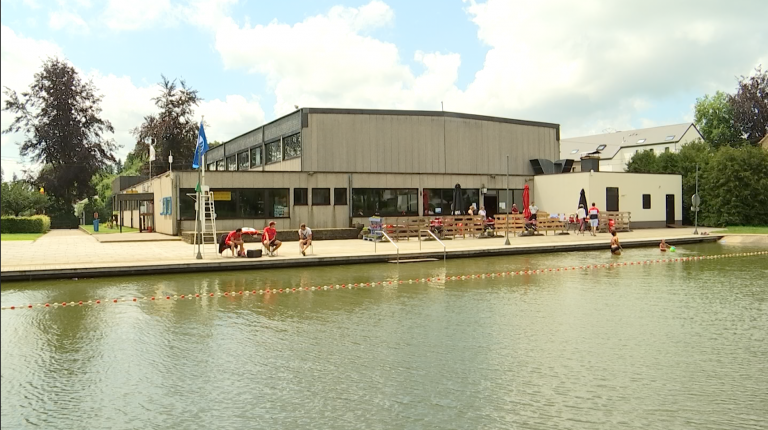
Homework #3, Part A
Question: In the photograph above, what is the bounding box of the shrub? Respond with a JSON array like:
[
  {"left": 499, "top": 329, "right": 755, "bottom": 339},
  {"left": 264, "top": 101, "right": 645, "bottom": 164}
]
[{"left": 0, "top": 215, "right": 51, "bottom": 233}]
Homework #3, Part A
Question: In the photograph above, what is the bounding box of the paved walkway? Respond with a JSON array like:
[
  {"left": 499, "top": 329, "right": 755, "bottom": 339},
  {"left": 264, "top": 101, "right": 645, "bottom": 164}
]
[{"left": 0, "top": 227, "right": 731, "bottom": 281}]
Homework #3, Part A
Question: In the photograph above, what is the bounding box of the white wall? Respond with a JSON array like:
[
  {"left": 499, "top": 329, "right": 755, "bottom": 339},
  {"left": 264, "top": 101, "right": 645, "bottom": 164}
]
[{"left": 534, "top": 172, "right": 682, "bottom": 225}]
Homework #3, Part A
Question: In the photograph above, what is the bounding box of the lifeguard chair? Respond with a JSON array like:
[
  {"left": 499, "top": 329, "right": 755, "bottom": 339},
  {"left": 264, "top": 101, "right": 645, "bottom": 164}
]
[{"left": 365, "top": 216, "right": 384, "bottom": 242}]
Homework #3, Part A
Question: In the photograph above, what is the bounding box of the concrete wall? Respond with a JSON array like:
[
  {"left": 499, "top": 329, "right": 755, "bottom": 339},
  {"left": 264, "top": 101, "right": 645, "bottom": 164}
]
[
  {"left": 534, "top": 172, "right": 682, "bottom": 226},
  {"left": 302, "top": 112, "right": 559, "bottom": 175},
  {"left": 153, "top": 173, "right": 176, "bottom": 235}
]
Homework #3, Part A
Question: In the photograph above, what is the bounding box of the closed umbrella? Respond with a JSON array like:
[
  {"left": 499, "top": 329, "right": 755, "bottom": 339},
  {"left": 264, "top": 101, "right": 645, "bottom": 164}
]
[
  {"left": 522, "top": 184, "right": 531, "bottom": 219},
  {"left": 578, "top": 189, "right": 588, "bottom": 214},
  {"left": 452, "top": 184, "right": 464, "bottom": 215}
]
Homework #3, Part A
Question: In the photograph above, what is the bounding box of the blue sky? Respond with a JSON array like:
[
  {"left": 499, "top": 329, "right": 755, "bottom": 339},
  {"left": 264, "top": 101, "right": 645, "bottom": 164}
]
[{"left": 2, "top": 0, "right": 767, "bottom": 179}]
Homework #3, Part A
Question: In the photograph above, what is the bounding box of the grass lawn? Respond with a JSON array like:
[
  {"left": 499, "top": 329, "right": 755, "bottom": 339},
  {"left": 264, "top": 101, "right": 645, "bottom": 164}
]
[
  {"left": 710, "top": 226, "right": 768, "bottom": 234},
  {"left": 0, "top": 233, "right": 45, "bottom": 241},
  {"left": 80, "top": 224, "right": 139, "bottom": 234}
]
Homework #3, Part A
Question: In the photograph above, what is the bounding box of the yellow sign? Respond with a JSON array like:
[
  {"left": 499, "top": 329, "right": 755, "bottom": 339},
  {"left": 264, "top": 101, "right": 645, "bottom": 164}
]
[{"left": 212, "top": 191, "right": 231, "bottom": 201}]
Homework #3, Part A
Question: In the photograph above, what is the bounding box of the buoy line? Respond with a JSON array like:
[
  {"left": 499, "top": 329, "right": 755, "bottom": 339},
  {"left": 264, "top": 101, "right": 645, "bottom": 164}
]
[{"left": 2, "top": 251, "right": 765, "bottom": 311}]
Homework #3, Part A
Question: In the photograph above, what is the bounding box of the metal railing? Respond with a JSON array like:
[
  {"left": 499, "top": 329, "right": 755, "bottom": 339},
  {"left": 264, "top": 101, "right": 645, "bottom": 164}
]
[
  {"left": 419, "top": 229, "right": 446, "bottom": 261},
  {"left": 374, "top": 231, "right": 399, "bottom": 263}
]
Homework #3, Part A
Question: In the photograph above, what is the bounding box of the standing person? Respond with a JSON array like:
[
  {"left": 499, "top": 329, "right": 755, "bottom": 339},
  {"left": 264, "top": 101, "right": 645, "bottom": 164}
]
[
  {"left": 262, "top": 221, "right": 282, "bottom": 256},
  {"left": 468, "top": 205, "right": 475, "bottom": 216},
  {"left": 610, "top": 230, "right": 622, "bottom": 255},
  {"left": 478, "top": 206, "right": 487, "bottom": 218},
  {"left": 298, "top": 223, "right": 313, "bottom": 256},
  {"left": 588, "top": 203, "right": 600, "bottom": 236},
  {"left": 529, "top": 202, "right": 539, "bottom": 221},
  {"left": 576, "top": 204, "right": 587, "bottom": 234},
  {"left": 224, "top": 228, "right": 245, "bottom": 257}
]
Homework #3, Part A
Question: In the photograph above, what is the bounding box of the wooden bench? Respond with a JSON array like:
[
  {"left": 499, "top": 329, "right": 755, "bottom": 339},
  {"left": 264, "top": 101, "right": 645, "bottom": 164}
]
[
  {"left": 494, "top": 214, "right": 526, "bottom": 237},
  {"left": 535, "top": 212, "right": 566, "bottom": 235},
  {"left": 598, "top": 212, "right": 632, "bottom": 233},
  {"left": 381, "top": 217, "right": 429, "bottom": 241}
]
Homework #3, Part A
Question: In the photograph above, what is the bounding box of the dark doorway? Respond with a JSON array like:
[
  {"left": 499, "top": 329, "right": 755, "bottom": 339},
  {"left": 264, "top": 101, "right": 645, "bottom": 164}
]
[
  {"left": 666, "top": 194, "right": 675, "bottom": 225},
  {"left": 606, "top": 187, "right": 619, "bottom": 211},
  {"left": 485, "top": 195, "right": 498, "bottom": 217}
]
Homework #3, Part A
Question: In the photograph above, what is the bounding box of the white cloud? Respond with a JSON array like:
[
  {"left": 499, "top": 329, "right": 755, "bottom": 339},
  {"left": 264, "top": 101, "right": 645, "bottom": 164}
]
[
  {"left": 101, "top": 0, "right": 175, "bottom": 31},
  {"left": 49, "top": 10, "right": 90, "bottom": 33},
  {"left": 1, "top": 24, "right": 266, "bottom": 180}
]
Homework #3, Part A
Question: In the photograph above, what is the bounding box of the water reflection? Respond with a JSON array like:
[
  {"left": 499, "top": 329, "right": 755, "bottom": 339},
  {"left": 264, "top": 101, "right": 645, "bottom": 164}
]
[{"left": 2, "top": 243, "right": 767, "bottom": 429}]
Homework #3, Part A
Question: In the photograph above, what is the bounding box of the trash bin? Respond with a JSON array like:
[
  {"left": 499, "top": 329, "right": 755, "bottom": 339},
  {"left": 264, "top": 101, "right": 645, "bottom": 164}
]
[{"left": 93, "top": 219, "right": 99, "bottom": 232}]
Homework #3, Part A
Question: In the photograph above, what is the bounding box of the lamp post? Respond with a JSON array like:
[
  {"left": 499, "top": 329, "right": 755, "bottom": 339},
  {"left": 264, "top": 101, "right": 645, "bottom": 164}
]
[
  {"left": 693, "top": 163, "right": 700, "bottom": 235},
  {"left": 169, "top": 151, "right": 173, "bottom": 173},
  {"left": 504, "top": 155, "right": 510, "bottom": 246}
]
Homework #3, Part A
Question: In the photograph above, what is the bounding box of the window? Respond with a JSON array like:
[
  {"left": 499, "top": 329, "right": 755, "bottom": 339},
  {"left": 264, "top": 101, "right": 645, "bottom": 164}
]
[
  {"left": 334, "top": 188, "right": 348, "bottom": 205},
  {"left": 216, "top": 160, "right": 225, "bottom": 171},
  {"left": 570, "top": 149, "right": 579, "bottom": 154},
  {"left": 179, "top": 188, "right": 289, "bottom": 219},
  {"left": 250, "top": 146, "right": 262, "bottom": 168},
  {"left": 606, "top": 187, "right": 619, "bottom": 211},
  {"left": 422, "top": 188, "right": 481, "bottom": 216},
  {"left": 227, "top": 155, "right": 237, "bottom": 171},
  {"left": 665, "top": 135, "right": 675, "bottom": 141},
  {"left": 266, "top": 140, "right": 281, "bottom": 164},
  {"left": 160, "top": 197, "right": 172, "bottom": 215},
  {"left": 207, "top": 162, "right": 215, "bottom": 171},
  {"left": 238, "top": 151, "right": 249, "bottom": 170},
  {"left": 596, "top": 144, "right": 607, "bottom": 151},
  {"left": 642, "top": 194, "right": 651, "bottom": 209},
  {"left": 637, "top": 139, "right": 646, "bottom": 143},
  {"left": 665, "top": 147, "right": 670, "bottom": 153},
  {"left": 648, "top": 148, "right": 654, "bottom": 154},
  {"left": 294, "top": 188, "right": 308, "bottom": 205},
  {"left": 352, "top": 188, "right": 418, "bottom": 217},
  {"left": 312, "top": 188, "right": 331, "bottom": 205},
  {"left": 283, "top": 133, "right": 301, "bottom": 159}
]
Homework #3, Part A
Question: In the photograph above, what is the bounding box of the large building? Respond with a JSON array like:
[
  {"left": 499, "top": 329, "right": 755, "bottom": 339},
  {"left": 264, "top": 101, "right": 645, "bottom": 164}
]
[
  {"left": 116, "top": 108, "right": 685, "bottom": 236},
  {"left": 560, "top": 123, "right": 703, "bottom": 172},
  {"left": 121, "top": 108, "right": 561, "bottom": 235}
]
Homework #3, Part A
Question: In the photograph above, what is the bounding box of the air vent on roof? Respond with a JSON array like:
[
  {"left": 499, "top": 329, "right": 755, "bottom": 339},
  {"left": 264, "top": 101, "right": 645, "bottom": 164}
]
[{"left": 665, "top": 135, "right": 675, "bottom": 141}]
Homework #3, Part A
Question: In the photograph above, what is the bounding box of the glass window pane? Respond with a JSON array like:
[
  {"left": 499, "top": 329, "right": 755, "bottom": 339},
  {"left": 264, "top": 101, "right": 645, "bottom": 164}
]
[
  {"left": 312, "top": 188, "right": 330, "bottom": 205},
  {"left": 294, "top": 188, "right": 308, "bottom": 205},
  {"left": 238, "top": 152, "right": 249, "bottom": 170},
  {"left": 283, "top": 133, "right": 301, "bottom": 159},
  {"left": 250, "top": 146, "right": 262, "bottom": 167},
  {"left": 334, "top": 188, "right": 347, "bottom": 205},
  {"left": 227, "top": 155, "right": 237, "bottom": 171},
  {"left": 268, "top": 189, "right": 290, "bottom": 218},
  {"left": 180, "top": 188, "right": 196, "bottom": 220},
  {"left": 266, "top": 141, "right": 281, "bottom": 164},
  {"left": 352, "top": 188, "right": 417, "bottom": 217},
  {"left": 216, "top": 160, "right": 225, "bottom": 171}
]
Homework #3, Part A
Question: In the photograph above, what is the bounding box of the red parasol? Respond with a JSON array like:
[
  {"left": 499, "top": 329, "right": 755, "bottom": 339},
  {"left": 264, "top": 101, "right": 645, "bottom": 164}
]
[{"left": 522, "top": 184, "right": 531, "bottom": 219}]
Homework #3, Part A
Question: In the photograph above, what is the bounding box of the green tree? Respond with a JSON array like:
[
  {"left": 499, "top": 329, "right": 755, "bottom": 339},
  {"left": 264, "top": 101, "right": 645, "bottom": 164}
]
[
  {"left": 730, "top": 66, "right": 768, "bottom": 145},
  {"left": 130, "top": 76, "right": 201, "bottom": 176},
  {"left": 2, "top": 57, "right": 116, "bottom": 209},
  {"left": 625, "top": 149, "right": 658, "bottom": 172},
  {"left": 1, "top": 179, "right": 48, "bottom": 216},
  {"left": 655, "top": 151, "right": 680, "bottom": 174},
  {"left": 700, "top": 146, "right": 768, "bottom": 226},
  {"left": 694, "top": 91, "right": 744, "bottom": 149},
  {"left": 675, "top": 139, "right": 713, "bottom": 224}
]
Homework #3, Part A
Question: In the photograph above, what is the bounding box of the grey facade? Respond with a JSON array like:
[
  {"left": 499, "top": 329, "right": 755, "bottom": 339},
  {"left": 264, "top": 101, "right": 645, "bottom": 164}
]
[{"left": 122, "top": 109, "right": 561, "bottom": 235}]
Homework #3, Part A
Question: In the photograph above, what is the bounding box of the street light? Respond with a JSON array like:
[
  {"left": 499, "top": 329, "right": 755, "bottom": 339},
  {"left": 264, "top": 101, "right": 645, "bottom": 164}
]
[
  {"left": 169, "top": 151, "right": 174, "bottom": 173},
  {"left": 504, "top": 155, "right": 510, "bottom": 246}
]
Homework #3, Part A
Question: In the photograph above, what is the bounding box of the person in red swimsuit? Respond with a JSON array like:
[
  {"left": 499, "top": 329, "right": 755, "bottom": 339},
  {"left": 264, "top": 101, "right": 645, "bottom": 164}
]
[
  {"left": 225, "top": 228, "right": 245, "bottom": 257},
  {"left": 262, "top": 221, "right": 282, "bottom": 256}
]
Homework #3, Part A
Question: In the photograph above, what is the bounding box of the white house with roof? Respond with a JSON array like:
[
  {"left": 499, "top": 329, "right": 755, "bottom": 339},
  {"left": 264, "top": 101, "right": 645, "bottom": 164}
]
[{"left": 560, "top": 123, "right": 704, "bottom": 172}]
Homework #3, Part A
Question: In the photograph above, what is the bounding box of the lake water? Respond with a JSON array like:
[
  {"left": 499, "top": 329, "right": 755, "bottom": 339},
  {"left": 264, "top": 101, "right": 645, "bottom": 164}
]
[{"left": 2, "top": 242, "right": 767, "bottom": 429}]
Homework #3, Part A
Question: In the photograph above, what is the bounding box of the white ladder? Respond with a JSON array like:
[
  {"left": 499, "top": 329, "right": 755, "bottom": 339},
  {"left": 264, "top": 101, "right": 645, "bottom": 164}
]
[{"left": 191, "top": 186, "right": 218, "bottom": 257}]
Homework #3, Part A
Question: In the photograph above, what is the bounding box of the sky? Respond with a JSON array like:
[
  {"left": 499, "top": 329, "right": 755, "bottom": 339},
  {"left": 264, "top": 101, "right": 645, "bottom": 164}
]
[{"left": 1, "top": 0, "right": 767, "bottom": 179}]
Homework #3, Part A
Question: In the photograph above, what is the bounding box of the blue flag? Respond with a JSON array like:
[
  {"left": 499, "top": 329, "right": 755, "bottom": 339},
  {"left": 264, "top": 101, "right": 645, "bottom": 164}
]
[{"left": 192, "top": 121, "right": 208, "bottom": 169}]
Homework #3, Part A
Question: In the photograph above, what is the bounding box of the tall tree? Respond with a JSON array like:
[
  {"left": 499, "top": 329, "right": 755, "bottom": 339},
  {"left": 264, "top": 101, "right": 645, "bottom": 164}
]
[
  {"left": 1, "top": 179, "right": 48, "bottom": 216},
  {"left": 2, "top": 57, "right": 116, "bottom": 208},
  {"left": 131, "top": 76, "right": 201, "bottom": 176},
  {"left": 730, "top": 66, "right": 768, "bottom": 145},
  {"left": 694, "top": 91, "right": 743, "bottom": 148}
]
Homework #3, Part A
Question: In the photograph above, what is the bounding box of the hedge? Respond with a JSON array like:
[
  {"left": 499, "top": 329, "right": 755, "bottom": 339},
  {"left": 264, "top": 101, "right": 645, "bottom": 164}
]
[{"left": 1, "top": 215, "right": 51, "bottom": 233}]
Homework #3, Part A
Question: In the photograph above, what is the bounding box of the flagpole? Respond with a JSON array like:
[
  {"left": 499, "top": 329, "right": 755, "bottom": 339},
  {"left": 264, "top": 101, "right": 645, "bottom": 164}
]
[{"left": 196, "top": 116, "right": 204, "bottom": 260}]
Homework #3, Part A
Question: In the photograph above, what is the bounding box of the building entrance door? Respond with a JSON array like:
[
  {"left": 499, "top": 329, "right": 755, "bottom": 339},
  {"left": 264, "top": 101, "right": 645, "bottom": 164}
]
[
  {"left": 665, "top": 194, "right": 675, "bottom": 225},
  {"left": 484, "top": 195, "right": 498, "bottom": 218}
]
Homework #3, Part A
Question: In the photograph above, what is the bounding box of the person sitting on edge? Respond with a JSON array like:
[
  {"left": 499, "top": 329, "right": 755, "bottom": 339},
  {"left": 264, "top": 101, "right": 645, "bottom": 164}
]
[
  {"left": 610, "top": 230, "right": 622, "bottom": 255},
  {"left": 588, "top": 202, "right": 600, "bottom": 236},
  {"left": 262, "top": 221, "right": 282, "bottom": 256},
  {"left": 468, "top": 205, "right": 475, "bottom": 216},
  {"left": 660, "top": 239, "right": 670, "bottom": 252},
  {"left": 510, "top": 203, "right": 520, "bottom": 214},
  {"left": 225, "top": 228, "right": 245, "bottom": 257},
  {"left": 298, "top": 223, "right": 313, "bottom": 256}
]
